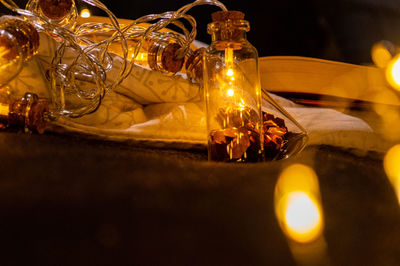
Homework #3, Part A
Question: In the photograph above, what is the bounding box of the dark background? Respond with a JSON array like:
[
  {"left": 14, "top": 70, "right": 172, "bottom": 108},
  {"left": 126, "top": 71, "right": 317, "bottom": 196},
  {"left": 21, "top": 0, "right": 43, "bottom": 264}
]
[{"left": 3, "top": 0, "right": 400, "bottom": 64}]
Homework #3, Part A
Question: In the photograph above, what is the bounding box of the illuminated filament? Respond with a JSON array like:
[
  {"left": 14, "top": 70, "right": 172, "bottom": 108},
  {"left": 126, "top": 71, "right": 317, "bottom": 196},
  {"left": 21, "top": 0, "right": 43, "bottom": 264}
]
[
  {"left": 80, "top": 9, "right": 91, "bottom": 18},
  {"left": 225, "top": 47, "right": 234, "bottom": 66},
  {"left": 225, "top": 47, "right": 235, "bottom": 97}
]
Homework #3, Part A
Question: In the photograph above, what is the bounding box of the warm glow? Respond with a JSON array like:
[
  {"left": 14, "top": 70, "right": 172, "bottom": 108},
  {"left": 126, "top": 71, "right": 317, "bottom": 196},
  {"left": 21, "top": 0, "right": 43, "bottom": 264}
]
[
  {"left": 132, "top": 52, "right": 148, "bottom": 63},
  {"left": 226, "top": 68, "right": 234, "bottom": 77},
  {"left": 0, "top": 46, "right": 9, "bottom": 60},
  {"left": 275, "top": 164, "right": 324, "bottom": 243},
  {"left": 227, "top": 89, "right": 234, "bottom": 97},
  {"left": 0, "top": 102, "right": 9, "bottom": 116},
  {"left": 80, "top": 9, "right": 91, "bottom": 18},
  {"left": 384, "top": 145, "right": 400, "bottom": 204},
  {"left": 225, "top": 47, "right": 234, "bottom": 65},
  {"left": 386, "top": 55, "right": 400, "bottom": 90},
  {"left": 283, "top": 191, "right": 323, "bottom": 243},
  {"left": 372, "top": 42, "right": 393, "bottom": 68}
]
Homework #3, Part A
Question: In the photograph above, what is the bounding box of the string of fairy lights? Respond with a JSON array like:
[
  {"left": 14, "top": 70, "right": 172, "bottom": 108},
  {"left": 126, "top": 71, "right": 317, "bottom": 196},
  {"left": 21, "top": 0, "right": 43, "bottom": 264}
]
[{"left": 0, "top": 0, "right": 226, "bottom": 119}]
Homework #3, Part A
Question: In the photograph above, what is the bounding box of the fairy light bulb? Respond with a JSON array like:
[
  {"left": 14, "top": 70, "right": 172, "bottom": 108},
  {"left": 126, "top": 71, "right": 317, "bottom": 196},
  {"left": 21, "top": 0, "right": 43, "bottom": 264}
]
[
  {"left": 204, "top": 10, "right": 263, "bottom": 162},
  {"left": 123, "top": 35, "right": 185, "bottom": 75},
  {"left": 80, "top": 8, "right": 91, "bottom": 18},
  {"left": 146, "top": 36, "right": 185, "bottom": 75},
  {"left": 26, "top": 0, "right": 78, "bottom": 29},
  {"left": 0, "top": 16, "right": 40, "bottom": 87}
]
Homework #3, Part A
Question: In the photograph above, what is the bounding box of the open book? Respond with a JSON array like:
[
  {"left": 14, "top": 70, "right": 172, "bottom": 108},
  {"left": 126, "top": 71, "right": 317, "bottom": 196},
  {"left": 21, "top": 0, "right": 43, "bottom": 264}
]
[{"left": 260, "top": 56, "right": 400, "bottom": 109}]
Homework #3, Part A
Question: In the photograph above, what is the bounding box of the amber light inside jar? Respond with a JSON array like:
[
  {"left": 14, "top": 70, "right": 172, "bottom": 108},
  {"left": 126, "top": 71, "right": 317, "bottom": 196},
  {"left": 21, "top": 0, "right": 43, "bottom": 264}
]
[{"left": 204, "top": 11, "right": 263, "bottom": 162}]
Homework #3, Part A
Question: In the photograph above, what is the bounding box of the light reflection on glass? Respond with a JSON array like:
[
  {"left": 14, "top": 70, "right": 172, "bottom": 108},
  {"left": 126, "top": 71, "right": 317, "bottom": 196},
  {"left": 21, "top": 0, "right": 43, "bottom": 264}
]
[{"left": 384, "top": 145, "right": 400, "bottom": 205}]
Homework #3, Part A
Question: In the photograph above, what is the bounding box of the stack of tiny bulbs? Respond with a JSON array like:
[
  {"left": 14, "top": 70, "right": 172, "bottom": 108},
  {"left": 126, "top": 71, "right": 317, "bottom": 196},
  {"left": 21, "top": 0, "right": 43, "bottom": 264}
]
[{"left": 0, "top": 0, "right": 305, "bottom": 162}]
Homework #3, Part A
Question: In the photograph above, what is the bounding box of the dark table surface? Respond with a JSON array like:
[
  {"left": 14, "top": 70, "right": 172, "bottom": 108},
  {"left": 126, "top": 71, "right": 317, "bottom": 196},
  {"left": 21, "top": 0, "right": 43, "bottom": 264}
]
[{"left": 0, "top": 131, "right": 399, "bottom": 266}]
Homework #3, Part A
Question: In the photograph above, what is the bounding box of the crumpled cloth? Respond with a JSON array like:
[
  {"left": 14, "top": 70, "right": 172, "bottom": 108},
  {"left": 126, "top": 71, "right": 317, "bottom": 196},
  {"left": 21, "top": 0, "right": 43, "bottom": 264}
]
[{"left": 6, "top": 33, "right": 391, "bottom": 153}]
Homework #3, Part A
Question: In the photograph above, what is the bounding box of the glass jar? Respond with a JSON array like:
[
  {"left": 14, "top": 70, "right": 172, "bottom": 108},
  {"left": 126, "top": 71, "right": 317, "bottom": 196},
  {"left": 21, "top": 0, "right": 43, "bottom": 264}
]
[
  {"left": 26, "top": 0, "right": 78, "bottom": 29},
  {"left": 204, "top": 11, "right": 308, "bottom": 162},
  {"left": 0, "top": 16, "right": 40, "bottom": 86},
  {"left": 0, "top": 92, "right": 49, "bottom": 133},
  {"left": 204, "top": 11, "right": 263, "bottom": 162}
]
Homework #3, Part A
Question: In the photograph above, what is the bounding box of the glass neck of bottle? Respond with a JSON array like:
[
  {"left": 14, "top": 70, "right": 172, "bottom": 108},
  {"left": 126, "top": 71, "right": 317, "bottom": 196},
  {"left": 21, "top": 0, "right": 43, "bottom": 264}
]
[{"left": 208, "top": 20, "right": 250, "bottom": 44}]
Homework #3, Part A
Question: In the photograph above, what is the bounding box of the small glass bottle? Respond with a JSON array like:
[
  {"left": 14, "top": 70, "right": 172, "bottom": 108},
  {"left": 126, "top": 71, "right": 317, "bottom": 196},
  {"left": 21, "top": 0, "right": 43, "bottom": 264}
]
[
  {"left": 0, "top": 92, "right": 49, "bottom": 133},
  {"left": 26, "top": 0, "right": 78, "bottom": 29},
  {"left": 185, "top": 47, "right": 205, "bottom": 83},
  {"left": 0, "top": 16, "right": 40, "bottom": 86},
  {"left": 204, "top": 11, "right": 263, "bottom": 162},
  {"left": 141, "top": 35, "right": 185, "bottom": 75}
]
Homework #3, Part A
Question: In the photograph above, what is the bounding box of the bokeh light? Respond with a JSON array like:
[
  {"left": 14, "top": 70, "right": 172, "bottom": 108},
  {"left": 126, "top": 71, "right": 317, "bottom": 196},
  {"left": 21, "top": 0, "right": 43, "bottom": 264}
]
[
  {"left": 372, "top": 41, "right": 394, "bottom": 68},
  {"left": 384, "top": 145, "right": 400, "bottom": 205},
  {"left": 386, "top": 54, "right": 400, "bottom": 91},
  {"left": 275, "top": 164, "right": 324, "bottom": 243}
]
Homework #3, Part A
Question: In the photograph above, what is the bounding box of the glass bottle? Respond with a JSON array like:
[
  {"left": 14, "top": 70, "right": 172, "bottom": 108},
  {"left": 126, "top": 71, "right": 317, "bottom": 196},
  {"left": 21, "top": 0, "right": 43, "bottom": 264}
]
[
  {"left": 204, "top": 11, "right": 308, "bottom": 162},
  {"left": 204, "top": 11, "right": 263, "bottom": 162},
  {"left": 26, "top": 0, "right": 78, "bottom": 29},
  {"left": 146, "top": 35, "right": 185, "bottom": 75},
  {"left": 0, "top": 16, "right": 40, "bottom": 86},
  {"left": 185, "top": 47, "right": 205, "bottom": 83},
  {"left": 0, "top": 92, "right": 49, "bottom": 133}
]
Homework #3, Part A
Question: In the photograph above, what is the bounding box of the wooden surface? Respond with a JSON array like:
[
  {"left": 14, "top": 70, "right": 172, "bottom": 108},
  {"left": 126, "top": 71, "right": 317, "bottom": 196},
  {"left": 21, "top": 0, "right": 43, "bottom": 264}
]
[{"left": 0, "top": 132, "right": 399, "bottom": 265}]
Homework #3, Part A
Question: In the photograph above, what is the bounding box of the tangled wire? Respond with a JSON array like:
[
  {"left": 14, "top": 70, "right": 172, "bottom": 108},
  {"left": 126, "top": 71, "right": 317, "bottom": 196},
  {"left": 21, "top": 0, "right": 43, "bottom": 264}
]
[{"left": 0, "top": 0, "right": 227, "bottom": 119}]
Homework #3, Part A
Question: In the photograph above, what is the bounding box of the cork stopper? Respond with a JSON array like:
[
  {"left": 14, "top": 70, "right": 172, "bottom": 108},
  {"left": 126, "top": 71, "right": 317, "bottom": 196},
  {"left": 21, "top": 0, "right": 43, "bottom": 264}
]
[
  {"left": 211, "top": 11, "right": 245, "bottom": 22},
  {"left": 8, "top": 93, "right": 48, "bottom": 133},
  {"left": 161, "top": 43, "right": 184, "bottom": 74},
  {"left": 39, "top": 0, "right": 73, "bottom": 20}
]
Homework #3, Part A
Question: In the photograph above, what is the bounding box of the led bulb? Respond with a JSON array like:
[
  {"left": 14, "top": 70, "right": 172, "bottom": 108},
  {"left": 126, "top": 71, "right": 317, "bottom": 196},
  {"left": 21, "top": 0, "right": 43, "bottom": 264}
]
[{"left": 80, "top": 8, "right": 91, "bottom": 18}]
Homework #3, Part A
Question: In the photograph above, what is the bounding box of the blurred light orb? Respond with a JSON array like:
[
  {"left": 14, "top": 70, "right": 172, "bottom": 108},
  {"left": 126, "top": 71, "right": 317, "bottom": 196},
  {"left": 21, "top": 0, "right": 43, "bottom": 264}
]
[
  {"left": 386, "top": 55, "right": 400, "bottom": 91},
  {"left": 275, "top": 164, "right": 324, "bottom": 243},
  {"left": 80, "top": 8, "right": 91, "bottom": 18},
  {"left": 372, "top": 41, "right": 394, "bottom": 68},
  {"left": 384, "top": 144, "right": 400, "bottom": 204},
  {"left": 227, "top": 88, "right": 234, "bottom": 97},
  {"left": 283, "top": 191, "right": 323, "bottom": 243}
]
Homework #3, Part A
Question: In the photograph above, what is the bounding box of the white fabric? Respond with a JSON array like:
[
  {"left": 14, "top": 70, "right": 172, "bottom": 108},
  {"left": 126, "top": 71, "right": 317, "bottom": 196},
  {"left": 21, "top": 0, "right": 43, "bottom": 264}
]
[{"left": 7, "top": 33, "right": 391, "bottom": 153}]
